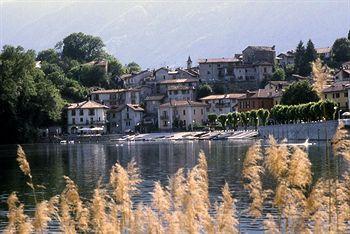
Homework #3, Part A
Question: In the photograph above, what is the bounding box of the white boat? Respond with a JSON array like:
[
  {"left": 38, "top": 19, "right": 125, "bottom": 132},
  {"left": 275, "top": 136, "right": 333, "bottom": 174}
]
[
  {"left": 60, "top": 140, "right": 67, "bottom": 144},
  {"left": 68, "top": 140, "right": 74, "bottom": 144}
]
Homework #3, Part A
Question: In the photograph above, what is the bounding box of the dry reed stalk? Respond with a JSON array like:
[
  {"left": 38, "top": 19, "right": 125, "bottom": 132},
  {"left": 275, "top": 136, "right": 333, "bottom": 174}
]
[
  {"left": 90, "top": 187, "right": 109, "bottom": 233},
  {"left": 32, "top": 200, "right": 52, "bottom": 232},
  {"left": 312, "top": 58, "right": 331, "bottom": 99},
  {"left": 151, "top": 181, "right": 171, "bottom": 215},
  {"left": 109, "top": 159, "right": 141, "bottom": 231},
  {"left": 242, "top": 141, "right": 264, "bottom": 218},
  {"left": 288, "top": 146, "right": 312, "bottom": 189},
  {"left": 4, "top": 192, "right": 33, "bottom": 234},
  {"left": 332, "top": 122, "right": 350, "bottom": 162},
  {"left": 263, "top": 213, "right": 280, "bottom": 234},
  {"left": 168, "top": 168, "right": 187, "bottom": 210},
  {"left": 265, "top": 136, "right": 289, "bottom": 179},
  {"left": 215, "top": 182, "right": 238, "bottom": 234},
  {"left": 60, "top": 176, "right": 89, "bottom": 233}
]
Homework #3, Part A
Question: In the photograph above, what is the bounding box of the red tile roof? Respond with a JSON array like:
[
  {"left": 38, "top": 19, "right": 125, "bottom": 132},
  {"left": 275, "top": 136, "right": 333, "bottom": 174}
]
[
  {"left": 160, "top": 100, "right": 207, "bottom": 108},
  {"left": 67, "top": 100, "right": 109, "bottom": 109}
]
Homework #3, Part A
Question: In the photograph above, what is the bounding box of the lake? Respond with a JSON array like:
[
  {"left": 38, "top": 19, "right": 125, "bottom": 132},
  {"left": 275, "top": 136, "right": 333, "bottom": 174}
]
[{"left": 0, "top": 140, "right": 340, "bottom": 232}]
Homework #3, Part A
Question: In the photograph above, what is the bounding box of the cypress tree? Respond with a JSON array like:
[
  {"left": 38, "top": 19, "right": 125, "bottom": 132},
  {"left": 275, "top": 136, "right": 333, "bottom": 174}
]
[{"left": 294, "top": 41, "right": 305, "bottom": 76}]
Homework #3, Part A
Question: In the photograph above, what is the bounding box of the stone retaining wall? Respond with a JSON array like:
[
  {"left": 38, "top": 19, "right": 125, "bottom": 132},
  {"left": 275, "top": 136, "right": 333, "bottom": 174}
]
[{"left": 258, "top": 120, "right": 339, "bottom": 141}]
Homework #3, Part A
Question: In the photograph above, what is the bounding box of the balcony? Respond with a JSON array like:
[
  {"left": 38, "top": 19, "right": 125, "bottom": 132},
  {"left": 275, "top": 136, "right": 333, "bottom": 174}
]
[{"left": 215, "top": 103, "right": 230, "bottom": 108}]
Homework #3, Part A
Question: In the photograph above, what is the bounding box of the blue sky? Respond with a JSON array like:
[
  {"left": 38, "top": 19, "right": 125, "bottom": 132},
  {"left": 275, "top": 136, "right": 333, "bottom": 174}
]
[{"left": 1, "top": 0, "right": 349, "bottom": 68}]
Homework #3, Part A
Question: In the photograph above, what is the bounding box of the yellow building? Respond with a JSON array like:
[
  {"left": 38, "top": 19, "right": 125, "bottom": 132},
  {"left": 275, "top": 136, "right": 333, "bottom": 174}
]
[{"left": 323, "top": 82, "right": 349, "bottom": 110}]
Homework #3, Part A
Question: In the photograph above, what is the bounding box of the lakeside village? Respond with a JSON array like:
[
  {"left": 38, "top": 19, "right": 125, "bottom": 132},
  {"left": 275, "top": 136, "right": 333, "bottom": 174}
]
[{"left": 49, "top": 45, "right": 350, "bottom": 142}]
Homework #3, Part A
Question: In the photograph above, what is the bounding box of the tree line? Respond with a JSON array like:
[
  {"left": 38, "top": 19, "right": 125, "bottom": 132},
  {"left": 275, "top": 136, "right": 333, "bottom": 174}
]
[
  {"left": 206, "top": 99, "right": 337, "bottom": 130},
  {"left": 0, "top": 32, "right": 141, "bottom": 143}
]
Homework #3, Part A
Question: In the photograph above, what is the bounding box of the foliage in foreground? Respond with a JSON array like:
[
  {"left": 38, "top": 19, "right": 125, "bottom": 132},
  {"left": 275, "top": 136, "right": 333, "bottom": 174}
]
[{"left": 5, "top": 123, "right": 350, "bottom": 233}]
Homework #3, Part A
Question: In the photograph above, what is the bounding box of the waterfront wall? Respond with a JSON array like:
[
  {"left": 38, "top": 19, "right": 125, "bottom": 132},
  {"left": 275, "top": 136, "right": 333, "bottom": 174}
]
[{"left": 258, "top": 120, "right": 339, "bottom": 141}]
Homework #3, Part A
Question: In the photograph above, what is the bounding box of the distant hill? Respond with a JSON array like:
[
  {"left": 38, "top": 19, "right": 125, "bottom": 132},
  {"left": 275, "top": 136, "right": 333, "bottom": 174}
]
[{"left": 2, "top": 1, "right": 349, "bottom": 68}]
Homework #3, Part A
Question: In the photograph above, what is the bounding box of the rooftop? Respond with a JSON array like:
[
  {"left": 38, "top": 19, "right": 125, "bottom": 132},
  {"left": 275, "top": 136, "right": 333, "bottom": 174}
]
[
  {"left": 323, "top": 82, "right": 350, "bottom": 93},
  {"left": 316, "top": 47, "right": 332, "bottom": 54},
  {"left": 168, "top": 85, "right": 194, "bottom": 91},
  {"left": 198, "top": 57, "right": 239, "bottom": 63},
  {"left": 200, "top": 93, "right": 245, "bottom": 100},
  {"left": 91, "top": 88, "right": 139, "bottom": 94},
  {"left": 67, "top": 100, "right": 109, "bottom": 109},
  {"left": 244, "top": 46, "right": 275, "bottom": 52},
  {"left": 145, "top": 95, "right": 165, "bottom": 101},
  {"left": 160, "top": 100, "right": 207, "bottom": 108},
  {"left": 158, "top": 78, "right": 199, "bottom": 85}
]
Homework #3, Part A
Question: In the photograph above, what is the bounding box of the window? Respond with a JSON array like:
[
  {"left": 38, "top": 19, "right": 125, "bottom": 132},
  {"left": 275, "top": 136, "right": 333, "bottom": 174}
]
[
  {"left": 336, "top": 93, "right": 340, "bottom": 98},
  {"left": 207, "top": 71, "right": 210, "bottom": 74},
  {"left": 89, "top": 109, "right": 95, "bottom": 115},
  {"left": 345, "top": 92, "right": 348, "bottom": 97},
  {"left": 325, "top": 94, "right": 328, "bottom": 99},
  {"left": 71, "top": 110, "right": 76, "bottom": 116},
  {"left": 79, "top": 109, "right": 84, "bottom": 115},
  {"left": 127, "top": 113, "right": 130, "bottom": 119},
  {"left": 193, "top": 109, "right": 196, "bottom": 115},
  {"left": 183, "top": 110, "right": 186, "bottom": 115},
  {"left": 174, "top": 90, "right": 178, "bottom": 95},
  {"left": 264, "top": 67, "right": 267, "bottom": 73},
  {"left": 112, "top": 113, "right": 116, "bottom": 118},
  {"left": 201, "top": 109, "right": 204, "bottom": 115},
  {"left": 72, "top": 118, "right": 75, "bottom": 124},
  {"left": 90, "top": 117, "right": 93, "bottom": 123},
  {"left": 80, "top": 118, "right": 83, "bottom": 122}
]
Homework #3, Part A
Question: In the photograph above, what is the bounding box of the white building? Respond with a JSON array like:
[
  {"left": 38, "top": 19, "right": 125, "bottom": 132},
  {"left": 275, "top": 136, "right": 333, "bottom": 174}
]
[
  {"left": 157, "top": 78, "right": 199, "bottom": 94},
  {"left": 108, "top": 104, "right": 144, "bottom": 133},
  {"left": 277, "top": 51, "right": 295, "bottom": 68},
  {"left": 121, "top": 70, "right": 153, "bottom": 87},
  {"left": 200, "top": 93, "right": 244, "bottom": 116},
  {"left": 67, "top": 100, "right": 109, "bottom": 134},
  {"left": 167, "top": 86, "right": 196, "bottom": 101},
  {"left": 90, "top": 89, "right": 140, "bottom": 107},
  {"left": 335, "top": 62, "right": 350, "bottom": 82},
  {"left": 198, "top": 57, "right": 240, "bottom": 82},
  {"left": 158, "top": 100, "right": 207, "bottom": 131}
]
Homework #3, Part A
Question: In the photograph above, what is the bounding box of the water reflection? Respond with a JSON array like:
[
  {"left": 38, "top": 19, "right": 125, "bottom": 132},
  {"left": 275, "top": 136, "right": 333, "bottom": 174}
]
[{"left": 0, "top": 140, "right": 339, "bottom": 232}]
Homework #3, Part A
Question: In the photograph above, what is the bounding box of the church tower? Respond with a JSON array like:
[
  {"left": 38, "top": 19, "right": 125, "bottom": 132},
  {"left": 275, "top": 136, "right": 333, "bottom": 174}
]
[{"left": 187, "top": 56, "right": 192, "bottom": 69}]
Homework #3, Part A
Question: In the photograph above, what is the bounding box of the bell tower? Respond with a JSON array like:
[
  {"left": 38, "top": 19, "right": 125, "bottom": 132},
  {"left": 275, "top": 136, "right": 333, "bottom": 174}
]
[{"left": 187, "top": 56, "right": 192, "bottom": 69}]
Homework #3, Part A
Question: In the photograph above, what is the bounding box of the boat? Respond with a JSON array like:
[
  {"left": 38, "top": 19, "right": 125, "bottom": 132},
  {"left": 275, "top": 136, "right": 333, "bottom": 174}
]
[{"left": 60, "top": 140, "right": 67, "bottom": 144}]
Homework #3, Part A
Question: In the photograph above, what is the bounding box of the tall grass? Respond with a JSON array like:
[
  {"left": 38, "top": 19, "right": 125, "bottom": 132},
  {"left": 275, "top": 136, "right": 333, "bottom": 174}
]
[{"left": 5, "top": 127, "right": 350, "bottom": 233}]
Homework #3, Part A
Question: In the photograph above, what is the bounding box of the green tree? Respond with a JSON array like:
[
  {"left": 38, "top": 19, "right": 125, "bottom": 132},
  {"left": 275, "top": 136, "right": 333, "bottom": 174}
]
[
  {"left": 303, "top": 39, "right": 317, "bottom": 75},
  {"left": 212, "top": 83, "right": 225, "bottom": 94},
  {"left": 37, "top": 49, "right": 60, "bottom": 64},
  {"left": 332, "top": 38, "right": 350, "bottom": 65},
  {"left": 281, "top": 81, "right": 319, "bottom": 105},
  {"left": 207, "top": 113, "right": 217, "bottom": 125},
  {"left": 0, "top": 45, "right": 64, "bottom": 143},
  {"left": 284, "top": 64, "right": 295, "bottom": 80},
  {"left": 197, "top": 84, "right": 212, "bottom": 99},
  {"left": 240, "top": 112, "right": 250, "bottom": 129},
  {"left": 294, "top": 41, "right": 306, "bottom": 75},
  {"left": 272, "top": 67, "right": 286, "bottom": 81},
  {"left": 249, "top": 110, "right": 258, "bottom": 129},
  {"left": 125, "top": 62, "right": 141, "bottom": 74},
  {"left": 69, "top": 65, "right": 110, "bottom": 88},
  {"left": 62, "top": 32, "right": 105, "bottom": 62},
  {"left": 217, "top": 114, "right": 227, "bottom": 129},
  {"left": 257, "top": 109, "right": 269, "bottom": 126}
]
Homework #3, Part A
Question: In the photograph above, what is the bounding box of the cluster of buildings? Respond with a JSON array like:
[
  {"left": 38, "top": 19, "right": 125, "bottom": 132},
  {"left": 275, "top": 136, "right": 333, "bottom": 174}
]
[{"left": 65, "top": 45, "right": 350, "bottom": 134}]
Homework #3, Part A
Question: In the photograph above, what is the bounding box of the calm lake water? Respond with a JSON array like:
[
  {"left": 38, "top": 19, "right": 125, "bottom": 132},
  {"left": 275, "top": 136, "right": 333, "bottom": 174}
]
[{"left": 0, "top": 140, "right": 342, "bottom": 232}]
